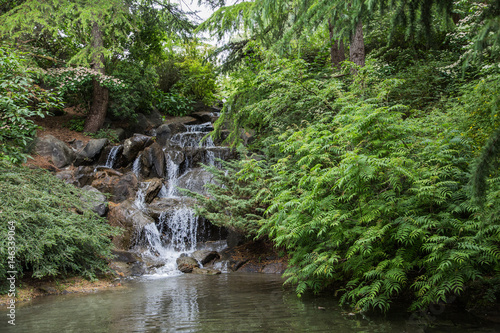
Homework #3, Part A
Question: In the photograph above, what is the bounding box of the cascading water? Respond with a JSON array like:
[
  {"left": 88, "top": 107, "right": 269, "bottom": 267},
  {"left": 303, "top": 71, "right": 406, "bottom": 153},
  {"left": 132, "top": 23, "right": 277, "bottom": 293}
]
[
  {"left": 133, "top": 120, "right": 229, "bottom": 277},
  {"left": 104, "top": 145, "right": 121, "bottom": 168},
  {"left": 132, "top": 154, "right": 141, "bottom": 177},
  {"left": 134, "top": 182, "right": 149, "bottom": 211}
]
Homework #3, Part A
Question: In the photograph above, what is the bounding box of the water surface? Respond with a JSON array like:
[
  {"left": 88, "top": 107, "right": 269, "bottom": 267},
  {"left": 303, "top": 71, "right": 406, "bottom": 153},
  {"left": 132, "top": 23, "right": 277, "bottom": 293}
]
[{"left": 2, "top": 273, "right": 499, "bottom": 332}]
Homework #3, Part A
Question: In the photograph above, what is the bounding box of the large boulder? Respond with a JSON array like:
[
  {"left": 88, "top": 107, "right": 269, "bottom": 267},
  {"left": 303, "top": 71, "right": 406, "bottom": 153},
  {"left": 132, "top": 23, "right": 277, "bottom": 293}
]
[
  {"left": 35, "top": 135, "right": 75, "bottom": 168},
  {"left": 156, "top": 123, "right": 186, "bottom": 146},
  {"left": 140, "top": 143, "right": 165, "bottom": 178},
  {"left": 176, "top": 256, "right": 199, "bottom": 273},
  {"left": 122, "top": 134, "right": 154, "bottom": 163},
  {"left": 141, "top": 178, "right": 163, "bottom": 204},
  {"left": 74, "top": 138, "right": 108, "bottom": 166},
  {"left": 91, "top": 171, "right": 138, "bottom": 203},
  {"left": 147, "top": 197, "right": 195, "bottom": 220},
  {"left": 108, "top": 199, "right": 155, "bottom": 250},
  {"left": 81, "top": 185, "right": 108, "bottom": 217},
  {"left": 131, "top": 109, "right": 163, "bottom": 135},
  {"left": 176, "top": 168, "right": 213, "bottom": 195},
  {"left": 191, "top": 250, "right": 220, "bottom": 265}
]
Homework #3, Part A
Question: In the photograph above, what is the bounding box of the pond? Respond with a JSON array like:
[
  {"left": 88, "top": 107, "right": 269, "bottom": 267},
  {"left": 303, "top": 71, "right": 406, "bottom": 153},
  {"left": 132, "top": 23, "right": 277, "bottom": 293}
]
[{"left": 2, "top": 273, "right": 499, "bottom": 332}]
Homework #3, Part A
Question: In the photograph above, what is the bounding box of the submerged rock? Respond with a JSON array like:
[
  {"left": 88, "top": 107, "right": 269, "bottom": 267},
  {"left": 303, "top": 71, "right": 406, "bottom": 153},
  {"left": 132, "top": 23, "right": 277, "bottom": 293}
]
[
  {"left": 176, "top": 256, "right": 199, "bottom": 273},
  {"left": 192, "top": 267, "right": 221, "bottom": 275}
]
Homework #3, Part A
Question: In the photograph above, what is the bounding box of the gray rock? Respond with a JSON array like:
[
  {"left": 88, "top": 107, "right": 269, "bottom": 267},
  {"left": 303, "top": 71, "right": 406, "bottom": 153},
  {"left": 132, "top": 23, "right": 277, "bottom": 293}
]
[
  {"left": 176, "top": 168, "right": 213, "bottom": 196},
  {"left": 111, "top": 250, "right": 137, "bottom": 263},
  {"left": 141, "top": 143, "right": 165, "bottom": 178},
  {"left": 147, "top": 197, "right": 196, "bottom": 220},
  {"left": 227, "top": 229, "right": 247, "bottom": 248},
  {"left": 191, "top": 250, "right": 220, "bottom": 265},
  {"left": 112, "top": 128, "right": 127, "bottom": 141},
  {"left": 35, "top": 135, "right": 75, "bottom": 168},
  {"left": 122, "top": 134, "right": 154, "bottom": 163},
  {"left": 262, "top": 262, "right": 286, "bottom": 274},
  {"left": 192, "top": 267, "right": 221, "bottom": 275},
  {"left": 81, "top": 185, "right": 108, "bottom": 217},
  {"left": 156, "top": 123, "right": 187, "bottom": 146},
  {"left": 73, "top": 166, "right": 96, "bottom": 187},
  {"left": 131, "top": 109, "right": 163, "bottom": 135},
  {"left": 74, "top": 138, "right": 108, "bottom": 166},
  {"left": 176, "top": 256, "right": 199, "bottom": 273}
]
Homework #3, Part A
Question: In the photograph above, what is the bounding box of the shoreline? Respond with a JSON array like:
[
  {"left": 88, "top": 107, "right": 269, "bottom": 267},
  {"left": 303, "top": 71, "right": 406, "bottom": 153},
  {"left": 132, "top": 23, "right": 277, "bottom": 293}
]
[{"left": 0, "top": 275, "right": 123, "bottom": 306}]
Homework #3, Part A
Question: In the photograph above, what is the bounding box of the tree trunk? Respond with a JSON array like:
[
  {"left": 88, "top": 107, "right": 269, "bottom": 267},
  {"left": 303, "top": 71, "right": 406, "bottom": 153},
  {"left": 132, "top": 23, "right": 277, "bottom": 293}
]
[
  {"left": 84, "top": 20, "right": 109, "bottom": 133},
  {"left": 328, "top": 19, "right": 345, "bottom": 70},
  {"left": 349, "top": 19, "right": 365, "bottom": 70}
]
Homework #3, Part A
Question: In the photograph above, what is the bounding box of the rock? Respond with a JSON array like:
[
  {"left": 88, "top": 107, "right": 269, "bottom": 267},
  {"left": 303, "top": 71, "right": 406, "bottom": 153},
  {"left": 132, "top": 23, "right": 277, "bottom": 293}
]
[
  {"left": 192, "top": 267, "right": 221, "bottom": 275},
  {"left": 240, "top": 128, "right": 255, "bottom": 146},
  {"left": 131, "top": 109, "right": 163, "bottom": 135},
  {"left": 262, "top": 262, "right": 286, "bottom": 274},
  {"left": 70, "top": 140, "right": 85, "bottom": 150},
  {"left": 108, "top": 199, "right": 155, "bottom": 250},
  {"left": 237, "top": 262, "right": 261, "bottom": 273},
  {"left": 73, "top": 166, "right": 96, "bottom": 187},
  {"left": 55, "top": 170, "right": 75, "bottom": 184},
  {"left": 111, "top": 250, "right": 137, "bottom": 263},
  {"left": 122, "top": 134, "right": 154, "bottom": 163},
  {"left": 81, "top": 185, "right": 108, "bottom": 217},
  {"left": 142, "top": 178, "right": 163, "bottom": 204},
  {"left": 191, "top": 111, "right": 213, "bottom": 123},
  {"left": 191, "top": 250, "right": 220, "bottom": 265},
  {"left": 110, "top": 261, "right": 145, "bottom": 277},
  {"left": 176, "top": 256, "right": 199, "bottom": 273},
  {"left": 35, "top": 135, "right": 75, "bottom": 168},
  {"left": 141, "top": 143, "right": 165, "bottom": 178},
  {"left": 112, "top": 128, "right": 126, "bottom": 141},
  {"left": 147, "top": 197, "right": 196, "bottom": 220},
  {"left": 176, "top": 167, "right": 213, "bottom": 195},
  {"left": 229, "top": 259, "right": 249, "bottom": 272},
  {"left": 74, "top": 138, "right": 108, "bottom": 166},
  {"left": 91, "top": 170, "right": 138, "bottom": 203},
  {"left": 227, "top": 229, "right": 247, "bottom": 248},
  {"left": 156, "top": 124, "right": 183, "bottom": 147}
]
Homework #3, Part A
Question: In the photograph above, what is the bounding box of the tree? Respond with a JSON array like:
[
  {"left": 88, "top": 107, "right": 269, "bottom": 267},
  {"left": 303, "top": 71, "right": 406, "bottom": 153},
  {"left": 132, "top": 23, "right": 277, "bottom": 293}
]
[{"left": 0, "top": 0, "right": 193, "bottom": 132}]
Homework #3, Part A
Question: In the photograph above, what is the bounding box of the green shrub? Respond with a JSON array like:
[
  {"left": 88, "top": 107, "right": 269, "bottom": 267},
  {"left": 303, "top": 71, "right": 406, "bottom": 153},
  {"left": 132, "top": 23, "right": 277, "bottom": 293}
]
[
  {"left": 0, "top": 161, "right": 120, "bottom": 292},
  {"left": 0, "top": 46, "right": 62, "bottom": 164}
]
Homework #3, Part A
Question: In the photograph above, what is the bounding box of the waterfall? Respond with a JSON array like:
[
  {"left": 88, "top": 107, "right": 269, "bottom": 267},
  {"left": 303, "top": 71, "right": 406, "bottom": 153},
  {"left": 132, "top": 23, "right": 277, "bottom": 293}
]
[
  {"left": 132, "top": 154, "right": 141, "bottom": 177},
  {"left": 165, "top": 152, "right": 180, "bottom": 198},
  {"left": 134, "top": 182, "right": 149, "bottom": 211},
  {"left": 104, "top": 145, "right": 121, "bottom": 168}
]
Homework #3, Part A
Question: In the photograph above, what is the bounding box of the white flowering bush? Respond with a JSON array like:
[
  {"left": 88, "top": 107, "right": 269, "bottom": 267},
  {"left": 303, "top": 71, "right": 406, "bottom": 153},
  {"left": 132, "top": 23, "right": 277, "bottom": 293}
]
[{"left": 43, "top": 66, "right": 127, "bottom": 113}]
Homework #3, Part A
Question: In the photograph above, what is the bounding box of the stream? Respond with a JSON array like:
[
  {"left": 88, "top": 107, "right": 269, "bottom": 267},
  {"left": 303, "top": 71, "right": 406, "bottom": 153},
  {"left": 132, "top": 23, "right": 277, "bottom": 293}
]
[{"left": 2, "top": 273, "right": 499, "bottom": 332}]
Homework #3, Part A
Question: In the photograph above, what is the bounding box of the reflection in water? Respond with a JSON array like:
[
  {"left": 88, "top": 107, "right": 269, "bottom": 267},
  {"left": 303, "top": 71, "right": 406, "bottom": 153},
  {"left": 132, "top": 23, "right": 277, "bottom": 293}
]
[{"left": 2, "top": 274, "right": 499, "bottom": 333}]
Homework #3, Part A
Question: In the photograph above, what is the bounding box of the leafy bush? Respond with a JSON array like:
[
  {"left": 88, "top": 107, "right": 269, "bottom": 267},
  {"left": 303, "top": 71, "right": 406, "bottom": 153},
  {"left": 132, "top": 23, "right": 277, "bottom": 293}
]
[
  {"left": 198, "top": 62, "right": 500, "bottom": 313},
  {"left": 0, "top": 46, "right": 62, "bottom": 164},
  {"left": 154, "top": 91, "right": 194, "bottom": 117},
  {"left": 0, "top": 161, "right": 120, "bottom": 292},
  {"left": 85, "top": 128, "right": 119, "bottom": 144}
]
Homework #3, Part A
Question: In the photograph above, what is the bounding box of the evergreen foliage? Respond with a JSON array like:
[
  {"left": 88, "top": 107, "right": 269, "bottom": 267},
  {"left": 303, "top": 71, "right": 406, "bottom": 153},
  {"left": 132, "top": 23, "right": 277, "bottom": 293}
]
[{"left": 0, "top": 161, "right": 120, "bottom": 293}]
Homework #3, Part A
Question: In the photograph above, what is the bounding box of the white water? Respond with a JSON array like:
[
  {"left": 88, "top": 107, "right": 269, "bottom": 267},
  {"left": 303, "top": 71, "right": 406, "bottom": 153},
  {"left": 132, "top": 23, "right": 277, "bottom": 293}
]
[
  {"left": 133, "top": 182, "right": 149, "bottom": 211},
  {"left": 134, "top": 121, "right": 228, "bottom": 277},
  {"left": 132, "top": 154, "right": 142, "bottom": 177},
  {"left": 104, "top": 145, "right": 121, "bottom": 168}
]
